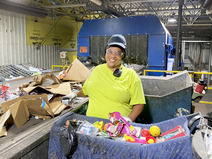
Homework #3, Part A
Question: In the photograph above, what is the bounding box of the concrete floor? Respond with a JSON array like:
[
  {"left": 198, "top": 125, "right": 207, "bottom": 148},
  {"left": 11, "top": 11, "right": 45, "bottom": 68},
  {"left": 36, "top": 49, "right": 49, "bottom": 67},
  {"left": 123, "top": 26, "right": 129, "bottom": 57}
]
[{"left": 193, "top": 88, "right": 212, "bottom": 116}]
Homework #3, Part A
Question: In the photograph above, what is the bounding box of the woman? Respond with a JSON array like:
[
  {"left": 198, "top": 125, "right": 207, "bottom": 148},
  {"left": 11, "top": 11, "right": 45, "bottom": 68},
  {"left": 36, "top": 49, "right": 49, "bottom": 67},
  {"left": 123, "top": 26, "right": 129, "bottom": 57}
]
[{"left": 77, "top": 34, "right": 146, "bottom": 122}]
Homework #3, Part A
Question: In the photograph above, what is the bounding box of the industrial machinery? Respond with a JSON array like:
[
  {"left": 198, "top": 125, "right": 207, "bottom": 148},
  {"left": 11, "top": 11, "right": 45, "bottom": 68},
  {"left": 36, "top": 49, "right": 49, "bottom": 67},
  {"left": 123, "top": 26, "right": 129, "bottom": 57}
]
[{"left": 77, "top": 15, "right": 174, "bottom": 76}]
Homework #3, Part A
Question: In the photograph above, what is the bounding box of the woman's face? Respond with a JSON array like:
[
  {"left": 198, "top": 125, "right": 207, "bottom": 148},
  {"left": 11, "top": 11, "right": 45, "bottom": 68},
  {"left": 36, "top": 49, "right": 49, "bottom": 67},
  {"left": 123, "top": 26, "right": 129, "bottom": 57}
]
[{"left": 105, "top": 46, "right": 124, "bottom": 71}]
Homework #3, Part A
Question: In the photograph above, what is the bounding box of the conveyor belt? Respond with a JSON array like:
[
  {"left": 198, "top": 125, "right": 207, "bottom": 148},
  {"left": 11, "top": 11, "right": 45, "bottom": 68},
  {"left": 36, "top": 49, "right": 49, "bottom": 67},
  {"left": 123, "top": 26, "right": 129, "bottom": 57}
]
[
  {"left": 0, "top": 97, "right": 88, "bottom": 158},
  {"left": 0, "top": 73, "right": 88, "bottom": 158}
]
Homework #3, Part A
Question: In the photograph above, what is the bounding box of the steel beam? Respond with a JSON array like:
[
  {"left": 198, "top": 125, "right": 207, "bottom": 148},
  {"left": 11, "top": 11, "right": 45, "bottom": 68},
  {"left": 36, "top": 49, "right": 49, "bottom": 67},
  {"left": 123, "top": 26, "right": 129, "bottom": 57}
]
[
  {"left": 0, "top": 1, "right": 48, "bottom": 18},
  {"left": 173, "top": 0, "right": 184, "bottom": 70}
]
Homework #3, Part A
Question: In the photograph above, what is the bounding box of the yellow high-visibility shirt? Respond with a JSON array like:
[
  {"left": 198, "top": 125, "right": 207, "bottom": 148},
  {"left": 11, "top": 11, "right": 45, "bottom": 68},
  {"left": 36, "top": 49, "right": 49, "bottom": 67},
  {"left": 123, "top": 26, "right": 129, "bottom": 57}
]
[{"left": 83, "top": 63, "right": 146, "bottom": 119}]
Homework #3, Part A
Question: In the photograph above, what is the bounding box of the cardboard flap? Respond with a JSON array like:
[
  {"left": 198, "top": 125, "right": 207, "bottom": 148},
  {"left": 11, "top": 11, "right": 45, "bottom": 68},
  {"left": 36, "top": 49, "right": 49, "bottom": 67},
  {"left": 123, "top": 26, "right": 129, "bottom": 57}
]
[
  {"left": 24, "top": 94, "right": 54, "bottom": 117},
  {"left": 49, "top": 96, "right": 67, "bottom": 115},
  {"left": 0, "top": 110, "right": 11, "bottom": 137},
  {"left": 29, "top": 74, "right": 61, "bottom": 87},
  {"left": 43, "top": 82, "right": 72, "bottom": 95},
  {"left": 40, "top": 74, "right": 61, "bottom": 86},
  {"left": 26, "top": 99, "right": 53, "bottom": 117},
  {"left": 23, "top": 86, "right": 51, "bottom": 94},
  {"left": 10, "top": 100, "right": 30, "bottom": 128},
  {"left": 1, "top": 95, "right": 25, "bottom": 113},
  {"left": 63, "top": 59, "right": 91, "bottom": 81}
]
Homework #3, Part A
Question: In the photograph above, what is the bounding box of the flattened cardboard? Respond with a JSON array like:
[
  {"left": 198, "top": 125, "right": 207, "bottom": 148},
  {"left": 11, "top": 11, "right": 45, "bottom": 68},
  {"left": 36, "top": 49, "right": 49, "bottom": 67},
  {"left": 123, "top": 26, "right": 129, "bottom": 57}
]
[
  {"left": 1, "top": 94, "right": 54, "bottom": 115},
  {"left": 63, "top": 59, "right": 91, "bottom": 81},
  {"left": 1, "top": 94, "right": 54, "bottom": 129},
  {"left": 23, "top": 82, "right": 72, "bottom": 96}
]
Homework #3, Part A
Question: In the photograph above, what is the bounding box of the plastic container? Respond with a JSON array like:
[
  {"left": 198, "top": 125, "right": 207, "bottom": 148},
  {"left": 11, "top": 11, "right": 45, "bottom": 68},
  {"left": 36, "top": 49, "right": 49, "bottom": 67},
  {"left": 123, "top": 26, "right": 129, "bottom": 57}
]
[
  {"left": 195, "top": 80, "right": 207, "bottom": 93},
  {"left": 138, "top": 71, "right": 193, "bottom": 123},
  {"left": 76, "top": 121, "right": 99, "bottom": 136}
]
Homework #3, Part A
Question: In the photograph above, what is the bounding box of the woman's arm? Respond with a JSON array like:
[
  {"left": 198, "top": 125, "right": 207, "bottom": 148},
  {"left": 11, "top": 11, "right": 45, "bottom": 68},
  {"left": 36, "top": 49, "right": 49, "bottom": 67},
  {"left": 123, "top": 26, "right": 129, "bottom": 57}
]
[
  {"left": 75, "top": 89, "right": 88, "bottom": 97},
  {"left": 128, "top": 104, "right": 144, "bottom": 122}
]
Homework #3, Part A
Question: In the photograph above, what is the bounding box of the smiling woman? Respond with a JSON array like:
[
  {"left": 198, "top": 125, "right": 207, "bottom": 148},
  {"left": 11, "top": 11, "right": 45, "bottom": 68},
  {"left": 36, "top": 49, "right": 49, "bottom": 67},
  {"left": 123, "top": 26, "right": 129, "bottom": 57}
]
[
  {"left": 105, "top": 46, "right": 123, "bottom": 71},
  {"left": 76, "top": 34, "right": 146, "bottom": 122},
  {"left": 105, "top": 34, "right": 126, "bottom": 72}
]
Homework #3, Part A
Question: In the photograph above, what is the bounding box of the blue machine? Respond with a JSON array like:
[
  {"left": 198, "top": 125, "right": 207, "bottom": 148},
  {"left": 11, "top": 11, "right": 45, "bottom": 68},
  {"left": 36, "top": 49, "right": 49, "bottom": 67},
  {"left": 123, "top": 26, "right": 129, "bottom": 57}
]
[{"left": 77, "top": 15, "right": 173, "bottom": 75}]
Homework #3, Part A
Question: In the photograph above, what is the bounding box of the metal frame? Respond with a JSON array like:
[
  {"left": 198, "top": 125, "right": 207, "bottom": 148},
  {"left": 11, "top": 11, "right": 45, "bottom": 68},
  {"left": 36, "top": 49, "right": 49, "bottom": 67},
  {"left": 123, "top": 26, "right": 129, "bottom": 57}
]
[{"left": 1, "top": 0, "right": 211, "bottom": 41}]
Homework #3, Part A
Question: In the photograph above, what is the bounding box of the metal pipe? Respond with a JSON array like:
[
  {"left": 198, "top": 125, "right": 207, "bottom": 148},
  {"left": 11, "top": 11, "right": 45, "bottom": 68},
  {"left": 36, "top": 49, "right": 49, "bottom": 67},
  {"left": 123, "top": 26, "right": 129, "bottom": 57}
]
[
  {"left": 45, "top": 4, "right": 86, "bottom": 8},
  {"left": 110, "top": 0, "right": 183, "bottom": 4},
  {"left": 0, "top": 1, "right": 48, "bottom": 18},
  {"left": 208, "top": 42, "right": 212, "bottom": 85},
  {"left": 202, "top": 0, "right": 212, "bottom": 9},
  {"left": 173, "top": 0, "right": 184, "bottom": 70},
  {"left": 182, "top": 40, "right": 212, "bottom": 43}
]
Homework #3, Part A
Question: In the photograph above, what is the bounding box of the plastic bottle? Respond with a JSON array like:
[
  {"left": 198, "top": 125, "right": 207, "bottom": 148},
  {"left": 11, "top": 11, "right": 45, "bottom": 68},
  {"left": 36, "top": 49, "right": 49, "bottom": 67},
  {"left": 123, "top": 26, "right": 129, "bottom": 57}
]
[
  {"left": 69, "top": 120, "right": 99, "bottom": 136},
  {"left": 77, "top": 121, "right": 99, "bottom": 136},
  {"left": 195, "top": 80, "right": 207, "bottom": 94}
]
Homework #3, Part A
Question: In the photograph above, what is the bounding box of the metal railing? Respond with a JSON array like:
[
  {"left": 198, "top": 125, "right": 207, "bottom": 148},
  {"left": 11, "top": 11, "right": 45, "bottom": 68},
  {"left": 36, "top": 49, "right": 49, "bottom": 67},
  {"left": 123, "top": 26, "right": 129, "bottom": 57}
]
[
  {"left": 143, "top": 69, "right": 212, "bottom": 105},
  {"left": 143, "top": 69, "right": 212, "bottom": 87},
  {"left": 51, "top": 65, "right": 69, "bottom": 70}
]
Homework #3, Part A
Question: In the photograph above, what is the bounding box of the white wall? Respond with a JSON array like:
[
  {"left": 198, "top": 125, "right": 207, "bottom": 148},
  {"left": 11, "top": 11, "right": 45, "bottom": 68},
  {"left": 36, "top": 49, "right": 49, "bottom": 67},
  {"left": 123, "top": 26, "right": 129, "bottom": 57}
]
[
  {"left": 183, "top": 42, "right": 211, "bottom": 69},
  {"left": 0, "top": 9, "right": 60, "bottom": 69}
]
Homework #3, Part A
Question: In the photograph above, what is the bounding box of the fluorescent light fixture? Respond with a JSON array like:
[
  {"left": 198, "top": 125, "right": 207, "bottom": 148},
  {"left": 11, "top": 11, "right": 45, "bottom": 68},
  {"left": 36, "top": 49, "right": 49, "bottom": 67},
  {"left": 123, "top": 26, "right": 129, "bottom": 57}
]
[
  {"left": 90, "top": 0, "right": 102, "bottom": 6},
  {"left": 168, "top": 18, "right": 177, "bottom": 23},
  {"left": 168, "top": 12, "right": 177, "bottom": 23}
]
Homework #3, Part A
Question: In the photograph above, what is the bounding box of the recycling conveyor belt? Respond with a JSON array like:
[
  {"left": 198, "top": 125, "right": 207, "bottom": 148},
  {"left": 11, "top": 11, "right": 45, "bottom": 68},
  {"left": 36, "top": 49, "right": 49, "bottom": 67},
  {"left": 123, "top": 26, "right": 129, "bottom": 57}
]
[{"left": 0, "top": 97, "right": 89, "bottom": 159}]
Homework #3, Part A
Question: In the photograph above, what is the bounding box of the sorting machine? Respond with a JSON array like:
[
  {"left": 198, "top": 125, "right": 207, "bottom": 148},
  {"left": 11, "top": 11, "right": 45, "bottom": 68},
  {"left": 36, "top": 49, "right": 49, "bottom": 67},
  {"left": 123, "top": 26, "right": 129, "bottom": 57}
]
[{"left": 77, "top": 15, "right": 174, "bottom": 76}]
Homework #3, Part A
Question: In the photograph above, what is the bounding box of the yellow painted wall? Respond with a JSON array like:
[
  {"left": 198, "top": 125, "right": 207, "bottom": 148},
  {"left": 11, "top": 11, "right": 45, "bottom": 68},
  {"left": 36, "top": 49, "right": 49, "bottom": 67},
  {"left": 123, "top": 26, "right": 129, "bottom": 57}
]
[{"left": 26, "top": 15, "right": 83, "bottom": 65}]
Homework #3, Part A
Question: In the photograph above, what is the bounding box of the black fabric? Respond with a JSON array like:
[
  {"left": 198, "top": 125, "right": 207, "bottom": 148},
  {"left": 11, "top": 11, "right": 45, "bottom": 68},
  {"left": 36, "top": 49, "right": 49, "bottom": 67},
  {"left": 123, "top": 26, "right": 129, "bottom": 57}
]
[{"left": 59, "top": 123, "right": 78, "bottom": 158}]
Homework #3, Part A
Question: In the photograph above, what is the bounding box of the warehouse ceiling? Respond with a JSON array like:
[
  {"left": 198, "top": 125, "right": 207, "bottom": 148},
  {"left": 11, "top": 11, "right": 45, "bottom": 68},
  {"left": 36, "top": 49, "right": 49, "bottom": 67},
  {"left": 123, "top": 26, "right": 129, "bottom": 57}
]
[{"left": 0, "top": 0, "right": 212, "bottom": 43}]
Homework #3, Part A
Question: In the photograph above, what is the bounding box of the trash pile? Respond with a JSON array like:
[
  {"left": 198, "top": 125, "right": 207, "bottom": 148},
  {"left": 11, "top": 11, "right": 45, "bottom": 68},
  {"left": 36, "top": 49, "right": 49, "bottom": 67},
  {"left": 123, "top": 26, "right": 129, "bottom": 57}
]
[
  {"left": 124, "top": 63, "right": 145, "bottom": 75},
  {"left": 0, "top": 59, "right": 91, "bottom": 137},
  {"left": 65, "top": 111, "right": 186, "bottom": 145}
]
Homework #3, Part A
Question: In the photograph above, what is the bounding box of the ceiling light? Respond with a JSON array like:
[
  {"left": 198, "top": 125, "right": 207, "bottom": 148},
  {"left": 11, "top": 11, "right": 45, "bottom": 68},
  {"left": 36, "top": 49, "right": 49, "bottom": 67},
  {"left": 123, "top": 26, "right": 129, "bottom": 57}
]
[
  {"left": 168, "top": 18, "right": 177, "bottom": 23},
  {"left": 168, "top": 13, "right": 177, "bottom": 23}
]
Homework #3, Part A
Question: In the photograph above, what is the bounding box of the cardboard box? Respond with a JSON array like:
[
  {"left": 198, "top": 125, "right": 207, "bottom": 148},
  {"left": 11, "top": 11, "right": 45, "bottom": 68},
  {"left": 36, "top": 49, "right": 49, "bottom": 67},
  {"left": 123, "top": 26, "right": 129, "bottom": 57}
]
[
  {"left": 63, "top": 59, "right": 91, "bottom": 82},
  {"left": 0, "top": 94, "right": 54, "bottom": 130}
]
